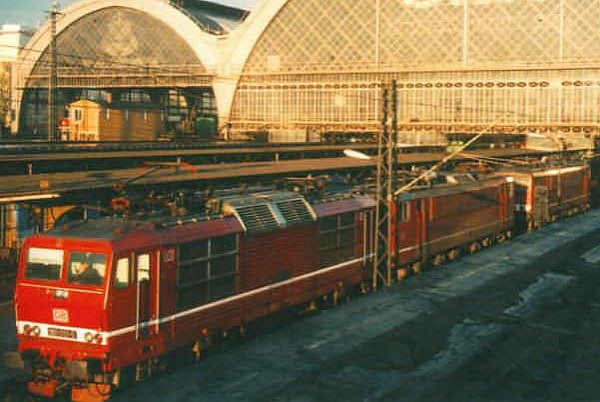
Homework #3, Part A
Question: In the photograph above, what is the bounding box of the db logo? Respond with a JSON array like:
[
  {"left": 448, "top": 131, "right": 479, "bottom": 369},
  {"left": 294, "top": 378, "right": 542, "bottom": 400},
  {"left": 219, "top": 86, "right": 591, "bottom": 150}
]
[{"left": 52, "top": 309, "right": 69, "bottom": 323}]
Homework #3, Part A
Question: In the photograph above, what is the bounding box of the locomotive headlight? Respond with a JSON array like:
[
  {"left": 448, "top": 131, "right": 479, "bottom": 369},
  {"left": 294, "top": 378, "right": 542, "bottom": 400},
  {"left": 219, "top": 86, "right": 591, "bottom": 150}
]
[
  {"left": 23, "top": 324, "right": 31, "bottom": 335},
  {"left": 84, "top": 332, "right": 94, "bottom": 343},
  {"left": 31, "top": 326, "right": 41, "bottom": 337},
  {"left": 94, "top": 334, "right": 103, "bottom": 344}
]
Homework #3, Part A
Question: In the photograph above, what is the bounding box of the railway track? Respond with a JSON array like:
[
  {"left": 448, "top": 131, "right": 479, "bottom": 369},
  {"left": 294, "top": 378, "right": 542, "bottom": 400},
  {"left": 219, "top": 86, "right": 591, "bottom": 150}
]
[{"left": 0, "top": 140, "right": 383, "bottom": 155}]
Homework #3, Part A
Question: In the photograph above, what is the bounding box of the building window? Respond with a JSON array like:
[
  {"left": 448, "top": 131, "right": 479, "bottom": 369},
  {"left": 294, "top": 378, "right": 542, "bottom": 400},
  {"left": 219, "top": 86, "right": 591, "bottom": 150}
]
[
  {"left": 318, "top": 213, "right": 356, "bottom": 267},
  {"left": 124, "top": 110, "right": 129, "bottom": 120},
  {"left": 74, "top": 109, "right": 82, "bottom": 121},
  {"left": 143, "top": 110, "right": 148, "bottom": 121},
  {"left": 176, "top": 234, "right": 238, "bottom": 311},
  {"left": 105, "top": 109, "right": 110, "bottom": 120}
]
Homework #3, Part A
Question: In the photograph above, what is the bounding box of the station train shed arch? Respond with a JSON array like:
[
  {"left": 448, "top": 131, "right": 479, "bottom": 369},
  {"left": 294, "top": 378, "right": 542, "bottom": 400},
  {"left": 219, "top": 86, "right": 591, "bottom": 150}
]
[
  {"left": 14, "top": 0, "right": 220, "bottom": 138},
  {"left": 14, "top": 0, "right": 600, "bottom": 146}
]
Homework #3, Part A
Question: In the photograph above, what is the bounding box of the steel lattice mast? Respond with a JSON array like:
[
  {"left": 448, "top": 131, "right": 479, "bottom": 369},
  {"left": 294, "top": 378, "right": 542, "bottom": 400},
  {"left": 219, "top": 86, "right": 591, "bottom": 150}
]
[
  {"left": 47, "top": 2, "right": 61, "bottom": 142},
  {"left": 372, "top": 80, "right": 399, "bottom": 291}
]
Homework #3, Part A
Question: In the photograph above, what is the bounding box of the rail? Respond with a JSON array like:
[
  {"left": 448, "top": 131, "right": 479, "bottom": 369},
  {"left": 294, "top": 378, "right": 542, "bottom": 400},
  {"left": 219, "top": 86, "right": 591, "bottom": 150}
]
[{"left": 0, "top": 141, "right": 380, "bottom": 155}]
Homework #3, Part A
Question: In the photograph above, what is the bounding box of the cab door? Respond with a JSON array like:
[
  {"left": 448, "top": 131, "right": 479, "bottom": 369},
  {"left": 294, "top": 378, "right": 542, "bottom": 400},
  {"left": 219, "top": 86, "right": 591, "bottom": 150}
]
[
  {"left": 109, "top": 254, "right": 136, "bottom": 335},
  {"left": 135, "top": 252, "right": 156, "bottom": 339}
]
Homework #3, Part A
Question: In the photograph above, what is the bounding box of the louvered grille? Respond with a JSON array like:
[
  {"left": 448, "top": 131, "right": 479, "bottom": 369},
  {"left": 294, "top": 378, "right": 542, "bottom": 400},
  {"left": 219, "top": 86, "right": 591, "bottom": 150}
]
[
  {"left": 275, "top": 198, "right": 314, "bottom": 225},
  {"left": 235, "top": 204, "right": 280, "bottom": 233}
]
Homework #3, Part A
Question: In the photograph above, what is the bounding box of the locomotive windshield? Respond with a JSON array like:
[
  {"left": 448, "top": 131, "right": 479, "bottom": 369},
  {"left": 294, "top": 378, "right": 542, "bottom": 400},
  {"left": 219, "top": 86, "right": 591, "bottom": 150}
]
[
  {"left": 25, "top": 248, "right": 64, "bottom": 281},
  {"left": 67, "top": 252, "right": 107, "bottom": 286}
]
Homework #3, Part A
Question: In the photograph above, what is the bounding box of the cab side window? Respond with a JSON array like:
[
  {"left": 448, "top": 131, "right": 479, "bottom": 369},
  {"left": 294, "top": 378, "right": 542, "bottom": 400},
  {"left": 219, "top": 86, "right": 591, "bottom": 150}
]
[
  {"left": 114, "top": 257, "right": 130, "bottom": 289},
  {"left": 137, "top": 254, "right": 151, "bottom": 282}
]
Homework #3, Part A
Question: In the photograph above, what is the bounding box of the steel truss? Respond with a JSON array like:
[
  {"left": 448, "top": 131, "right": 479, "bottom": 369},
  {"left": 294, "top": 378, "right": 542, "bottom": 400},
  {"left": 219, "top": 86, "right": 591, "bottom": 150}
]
[{"left": 372, "top": 80, "right": 399, "bottom": 290}]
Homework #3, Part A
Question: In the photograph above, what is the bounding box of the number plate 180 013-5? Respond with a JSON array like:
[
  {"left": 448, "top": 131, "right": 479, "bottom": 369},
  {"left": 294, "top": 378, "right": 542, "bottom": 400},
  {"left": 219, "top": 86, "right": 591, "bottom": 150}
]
[{"left": 47, "top": 327, "right": 77, "bottom": 339}]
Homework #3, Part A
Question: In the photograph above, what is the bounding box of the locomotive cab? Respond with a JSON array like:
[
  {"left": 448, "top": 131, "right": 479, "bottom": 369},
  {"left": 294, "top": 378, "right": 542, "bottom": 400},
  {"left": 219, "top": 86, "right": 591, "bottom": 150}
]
[
  {"left": 15, "top": 219, "right": 156, "bottom": 400},
  {"left": 17, "top": 239, "right": 111, "bottom": 350}
]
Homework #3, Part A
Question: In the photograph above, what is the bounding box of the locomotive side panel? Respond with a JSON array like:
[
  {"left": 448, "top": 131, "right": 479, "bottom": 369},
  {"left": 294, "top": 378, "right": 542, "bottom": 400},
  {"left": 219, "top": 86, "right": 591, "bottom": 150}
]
[
  {"left": 397, "top": 180, "right": 513, "bottom": 265},
  {"left": 238, "top": 225, "right": 319, "bottom": 292},
  {"left": 524, "top": 166, "right": 590, "bottom": 227},
  {"left": 355, "top": 209, "right": 375, "bottom": 279},
  {"left": 314, "top": 198, "right": 376, "bottom": 285},
  {"left": 397, "top": 200, "right": 421, "bottom": 266},
  {"left": 425, "top": 183, "right": 511, "bottom": 257},
  {"left": 555, "top": 167, "right": 590, "bottom": 213}
]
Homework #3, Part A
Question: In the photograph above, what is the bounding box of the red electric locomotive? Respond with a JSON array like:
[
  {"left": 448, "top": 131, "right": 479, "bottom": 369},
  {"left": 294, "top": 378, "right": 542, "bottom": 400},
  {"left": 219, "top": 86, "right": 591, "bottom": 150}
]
[
  {"left": 393, "top": 175, "right": 514, "bottom": 274},
  {"left": 501, "top": 165, "right": 590, "bottom": 230},
  {"left": 15, "top": 191, "right": 376, "bottom": 401},
  {"left": 14, "top": 164, "right": 590, "bottom": 401}
]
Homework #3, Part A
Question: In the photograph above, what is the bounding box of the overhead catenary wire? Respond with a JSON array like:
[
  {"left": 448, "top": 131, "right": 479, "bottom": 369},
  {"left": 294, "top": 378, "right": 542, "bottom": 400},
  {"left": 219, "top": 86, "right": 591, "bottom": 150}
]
[
  {"left": 455, "top": 154, "right": 519, "bottom": 167},
  {"left": 394, "top": 127, "right": 492, "bottom": 197},
  {"left": 0, "top": 43, "right": 209, "bottom": 76},
  {"left": 458, "top": 152, "right": 533, "bottom": 166},
  {"left": 0, "top": 42, "right": 217, "bottom": 112},
  {"left": 3, "top": 42, "right": 214, "bottom": 123}
]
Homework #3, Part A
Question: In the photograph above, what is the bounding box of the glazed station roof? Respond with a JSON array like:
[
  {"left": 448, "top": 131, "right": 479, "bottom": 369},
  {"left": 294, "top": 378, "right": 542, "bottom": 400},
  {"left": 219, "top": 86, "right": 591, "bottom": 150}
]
[{"left": 170, "top": 0, "right": 251, "bottom": 34}]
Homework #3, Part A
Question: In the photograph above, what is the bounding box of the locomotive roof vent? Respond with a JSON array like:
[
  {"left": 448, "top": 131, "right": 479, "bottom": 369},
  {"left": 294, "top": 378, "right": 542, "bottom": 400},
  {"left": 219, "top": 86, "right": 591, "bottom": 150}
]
[
  {"left": 274, "top": 197, "right": 315, "bottom": 225},
  {"left": 222, "top": 191, "right": 316, "bottom": 233},
  {"left": 232, "top": 203, "right": 280, "bottom": 233}
]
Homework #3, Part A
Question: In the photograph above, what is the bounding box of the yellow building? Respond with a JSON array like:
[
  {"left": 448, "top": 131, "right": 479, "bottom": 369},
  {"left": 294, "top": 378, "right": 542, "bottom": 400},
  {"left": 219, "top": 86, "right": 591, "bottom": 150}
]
[{"left": 67, "top": 99, "right": 165, "bottom": 141}]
